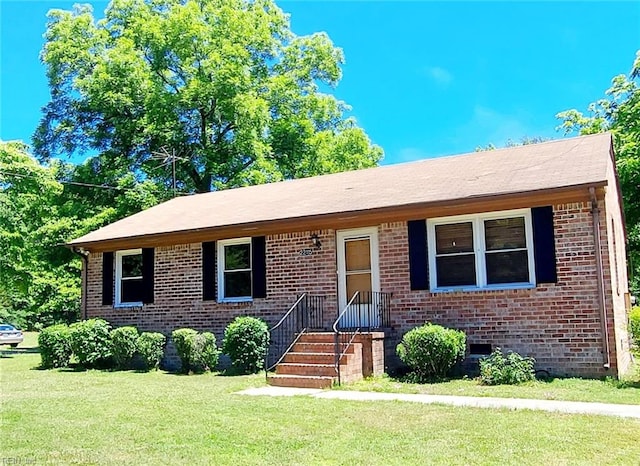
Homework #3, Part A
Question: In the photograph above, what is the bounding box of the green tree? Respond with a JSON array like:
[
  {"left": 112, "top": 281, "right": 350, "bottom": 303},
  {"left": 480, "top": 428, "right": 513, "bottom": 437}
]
[
  {"left": 0, "top": 141, "right": 69, "bottom": 327},
  {"left": 34, "top": 0, "right": 382, "bottom": 193},
  {"left": 0, "top": 142, "right": 163, "bottom": 328},
  {"left": 557, "top": 50, "right": 640, "bottom": 293}
]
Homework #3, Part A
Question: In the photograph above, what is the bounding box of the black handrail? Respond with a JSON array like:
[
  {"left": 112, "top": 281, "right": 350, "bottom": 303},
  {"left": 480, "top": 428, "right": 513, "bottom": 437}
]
[
  {"left": 265, "top": 294, "right": 326, "bottom": 376},
  {"left": 332, "top": 291, "right": 392, "bottom": 385}
]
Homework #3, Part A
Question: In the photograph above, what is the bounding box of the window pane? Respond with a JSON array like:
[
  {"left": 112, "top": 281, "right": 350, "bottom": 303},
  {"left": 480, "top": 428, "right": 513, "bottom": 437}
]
[
  {"left": 346, "top": 273, "right": 372, "bottom": 303},
  {"left": 436, "top": 254, "right": 476, "bottom": 287},
  {"left": 121, "top": 278, "right": 144, "bottom": 303},
  {"left": 224, "top": 271, "right": 252, "bottom": 298},
  {"left": 121, "top": 254, "right": 142, "bottom": 278},
  {"left": 345, "top": 239, "right": 371, "bottom": 272},
  {"left": 484, "top": 217, "right": 526, "bottom": 250},
  {"left": 225, "top": 244, "right": 250, "bottom": 270},
  {"left": 435, "top": 222, "right": 473, "bottom": 254},
  {"left": 486, "top": 251, "right": 529, "bottom": 284}
]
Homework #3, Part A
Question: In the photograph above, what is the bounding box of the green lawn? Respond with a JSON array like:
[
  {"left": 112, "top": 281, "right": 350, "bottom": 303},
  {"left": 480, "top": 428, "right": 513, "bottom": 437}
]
[
  {"left": 342, "top": 371, "right": 640, "bottom": 405},
  {"left": 1, "top": 335, "right": 639, "bottom": 465}
]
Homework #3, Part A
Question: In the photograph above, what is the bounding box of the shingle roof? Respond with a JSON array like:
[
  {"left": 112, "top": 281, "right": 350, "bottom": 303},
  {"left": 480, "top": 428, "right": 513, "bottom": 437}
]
[{"left": 69, "top": 133, "right": 613, "bottom": 246}]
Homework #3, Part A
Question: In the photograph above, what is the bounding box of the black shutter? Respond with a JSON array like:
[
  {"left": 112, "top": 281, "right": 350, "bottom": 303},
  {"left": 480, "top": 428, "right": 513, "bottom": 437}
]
[
  {"left": 202, "top": 241, "right": 216, "bottom": 301},
  {"left": 102, "top": 252, "right": 114, "bottom": 306},
  {"left": 408, "top": 220, "right": 429, "bottom": 290},
  {"left": 142, "top": 248, "right": 155, "bottom": 304},
  {"left": 251, "top": 236, "right": 267, "bottom": 298},
  {"left": 532, "top": 206, "right": 557, "bottom": 283}
]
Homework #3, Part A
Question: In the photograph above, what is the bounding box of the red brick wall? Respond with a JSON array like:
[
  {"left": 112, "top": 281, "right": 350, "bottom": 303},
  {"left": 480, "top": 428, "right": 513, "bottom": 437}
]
[
  {"left": 86, "top": 230, "right": 337, "bottom": 344},
  {"left": 84, "top": 202, "right": 627, "bottom": 377},
  {"left": 378, "top": 201, "right": 625, "bottom": 377}
]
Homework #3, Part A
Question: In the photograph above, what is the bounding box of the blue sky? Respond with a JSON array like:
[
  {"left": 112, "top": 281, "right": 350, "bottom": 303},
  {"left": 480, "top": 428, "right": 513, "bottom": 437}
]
[{"left": 1, "top": 1, "right": 639, "bottom": 166}]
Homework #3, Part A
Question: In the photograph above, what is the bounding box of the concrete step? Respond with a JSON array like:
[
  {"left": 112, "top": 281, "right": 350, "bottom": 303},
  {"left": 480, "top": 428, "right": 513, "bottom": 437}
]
[
  {"left": 276, "top": 363, "right": 337, "bottom": 377},
  {"left": 267, "top": 374, "right": 335, "bottom": 389}
]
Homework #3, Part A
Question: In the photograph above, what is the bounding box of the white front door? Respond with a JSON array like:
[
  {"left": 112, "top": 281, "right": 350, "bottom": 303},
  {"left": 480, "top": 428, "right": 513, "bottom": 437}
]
[{"left": 336, "top": 227, "right": 380, "bottom": 328}]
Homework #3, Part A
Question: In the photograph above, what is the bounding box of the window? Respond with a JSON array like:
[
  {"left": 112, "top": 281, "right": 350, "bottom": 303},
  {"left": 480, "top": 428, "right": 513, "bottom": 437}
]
[
  {"left": 217, "top": 238, "right": 252, "bottom": 301},
  {"left": 427, "top": 209, "right": 535, "bottom": 291},
  {"left": 115, "top": 249, "right": 144, "bottom": 305}
]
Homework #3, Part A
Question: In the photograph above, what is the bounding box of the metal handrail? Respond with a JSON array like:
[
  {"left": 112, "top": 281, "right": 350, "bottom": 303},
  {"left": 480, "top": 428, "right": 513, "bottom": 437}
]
[
  {"left": 265, "top": 294, "right": 326, "bottom": 376},
  {"left": 272, "top": 293, "right": 307, "bottom": 333},
  {"left": 265, "top": 294, "right": 307, "bottom": 376},
  {"left": 332, "top": 291, "right": 392, "bottom": 385},
  {"left": 332, "top": 292, "right": 364, "bottom": 386}
]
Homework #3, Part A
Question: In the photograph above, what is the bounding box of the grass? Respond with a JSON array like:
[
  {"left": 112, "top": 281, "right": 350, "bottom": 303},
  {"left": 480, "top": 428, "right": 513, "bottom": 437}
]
[
  {"left": 1, "top": 335, "right": 639, "bottom": 465},
  {"left": 341, "top": 370, "right": 640, "bottom": 405}
]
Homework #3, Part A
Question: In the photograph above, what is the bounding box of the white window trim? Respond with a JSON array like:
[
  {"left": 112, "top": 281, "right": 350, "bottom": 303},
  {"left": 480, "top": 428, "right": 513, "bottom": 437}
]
[
  {"left": 217, "top": 237, "right": 253, "bottom": 303},
  {"left": 115, "top": 249, "right": 143, "bottom": 307},
  {"left": 427, "top": 209, "right": 536, "bottom": 292}
]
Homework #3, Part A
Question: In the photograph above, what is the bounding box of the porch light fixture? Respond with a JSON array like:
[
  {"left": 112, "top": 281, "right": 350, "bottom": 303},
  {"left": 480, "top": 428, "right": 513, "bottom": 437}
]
[{"left": 310, "top": 233, "right": 322, "bottom": 250}]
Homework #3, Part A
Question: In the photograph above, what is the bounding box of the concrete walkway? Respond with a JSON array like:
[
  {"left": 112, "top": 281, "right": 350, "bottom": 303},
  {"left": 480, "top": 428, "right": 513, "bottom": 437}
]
[{"left": 237, "top": 386, "right": 640, "bottom": 419}]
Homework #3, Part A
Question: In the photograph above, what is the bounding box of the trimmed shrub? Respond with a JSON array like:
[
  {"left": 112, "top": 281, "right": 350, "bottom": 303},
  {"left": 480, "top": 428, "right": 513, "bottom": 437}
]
[
  {"left": 69, "top": 318, "right": 113, "bottom": 369},
  {"left": 479, "top": 348, "right": 535, "bottom": 385},
  {"left": 110, "top": 326, "right": 139, "bottom": 370},
  {"left": 190, "top": 332, "right": 220, "bottom": 373},
  {"left": 136, "top": 332, "right": 166, "bottom": 371},
  {"left": 396, "top": 323, "right": 466, "bottom": 381},
  {"left": 630, "top": 306, "right": 640, "bottom": 347},
  {"left": 38, "top": 324, "right": 72, "bottom": 368},
  {"left": 172, "top": 328, "right": 198, "bottom": 373},
  {"left": 222, "top": 316, "right": 269, "bottom": 374}
]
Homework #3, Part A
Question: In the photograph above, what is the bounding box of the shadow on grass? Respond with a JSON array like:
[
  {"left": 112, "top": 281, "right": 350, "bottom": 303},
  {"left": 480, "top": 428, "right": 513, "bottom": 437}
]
[{"left": 0, "top": 346, "right": 39, "bottom": 355}]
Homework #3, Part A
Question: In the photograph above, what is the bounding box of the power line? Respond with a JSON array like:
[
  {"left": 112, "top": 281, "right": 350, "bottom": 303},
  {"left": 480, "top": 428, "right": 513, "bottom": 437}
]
[
  {"left": 0, "top": 169, "right": 193, "bottom": 196},
  {"left": 1, "top": 169, "right": 134, "bottom": 192}
]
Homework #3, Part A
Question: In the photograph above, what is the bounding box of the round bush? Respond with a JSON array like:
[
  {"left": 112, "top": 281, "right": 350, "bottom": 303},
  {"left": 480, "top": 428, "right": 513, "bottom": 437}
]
[
  {"left": 136, "top": 332, "right": 166, "bottom": 371},
  {"left": 630, "top": 306, "right": 640, "bottom": 347},
  {"left": 222, "top": 316, "right": 269, "bottom": 374},
  {"left": 38, "top": 324, "right": 72, "bottom": 369},
  {"left": 396, "top": 323, "right": 466, "bottom": 381},
  {"left": 191, "top": 332, "right": 220, "bottom": 373},
  {"left": 69, "top": 318, "right": 113, "bottom": 369},
  {"left": 171, "top": 328, "right": 198, "bottom": 373},
  {"left": 110, "top": 326, "right": 139, "bottom": 370},
  {"left": 479, "top": 348, "right": 535, "bottom": 385}
]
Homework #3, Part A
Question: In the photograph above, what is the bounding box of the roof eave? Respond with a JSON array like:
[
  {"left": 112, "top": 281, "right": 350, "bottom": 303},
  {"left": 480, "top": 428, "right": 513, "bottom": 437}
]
[{"left": 69, "top": 182, "right": 607, "bottom": 253}]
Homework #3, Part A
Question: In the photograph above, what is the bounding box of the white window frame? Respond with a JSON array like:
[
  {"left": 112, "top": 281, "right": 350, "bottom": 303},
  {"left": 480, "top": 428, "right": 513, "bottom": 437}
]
[
  {"left": 217, "top": 238, "right": 252, "bottom": 302},
  {"left": 427, "top": 209, "right": 536, "bottom": 292},
  {"left": 115, "top": 248, "right": 143, "bottom": 307}
]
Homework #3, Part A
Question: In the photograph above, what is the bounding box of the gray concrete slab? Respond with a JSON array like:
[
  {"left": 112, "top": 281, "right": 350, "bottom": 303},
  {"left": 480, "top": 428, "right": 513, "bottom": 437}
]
[{"left": 237, "top": 386, "right": 640, "bottom": 419}]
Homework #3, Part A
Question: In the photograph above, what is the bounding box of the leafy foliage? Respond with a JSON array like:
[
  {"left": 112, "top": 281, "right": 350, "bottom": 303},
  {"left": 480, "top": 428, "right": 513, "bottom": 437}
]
[
  {"left": 35, "top": 0, "right": 382, "bottom": 193},
  {"left": 630, "top": 306, "right": 640, "bottom": 347},
  {"left": 69, "top": 318, "right": 113, "bottom": 369},
  {"left": 396, "top": 323, "right": 466, "bottom": 381},
  {"left": 190, "top": 332, "right": 220, "bottom": 373},
  {"left": 38, "top": 323, "right": 73, "bottom": 368},
  {"left": 136, "top": 332, "right": 166, "bottom": 371},
  {"left": 171, "top": 328, "right": 219, "bottom": 373},
  {"left": 0, "top": 141, "right": 77, "bottom": 328},
  {"left": 171, "top": 328, "right": 199, "bottom": 374},
  {"left": 479, "top": 348, "right": 535, "bottom": 385},
  {"left": 222, "top": 316, "right": 269, "bottom": 374},
  {"left": 110, "top": 326, "right": 139, "bottom": 370},
  {"left": 557, "top": 50, "right": 640, "bottom": 293}
]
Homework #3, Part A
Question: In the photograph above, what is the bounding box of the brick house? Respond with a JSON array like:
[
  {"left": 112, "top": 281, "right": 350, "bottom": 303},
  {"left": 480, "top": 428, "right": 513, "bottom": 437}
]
[{"left": 69, "top": 133, "right": 633, "bottom": 385}]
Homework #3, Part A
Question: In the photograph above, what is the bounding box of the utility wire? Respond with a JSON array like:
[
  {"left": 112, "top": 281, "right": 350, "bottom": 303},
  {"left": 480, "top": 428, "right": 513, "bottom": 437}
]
[{"left": 0, "top": 169, "right": 191, "bottom": 195}]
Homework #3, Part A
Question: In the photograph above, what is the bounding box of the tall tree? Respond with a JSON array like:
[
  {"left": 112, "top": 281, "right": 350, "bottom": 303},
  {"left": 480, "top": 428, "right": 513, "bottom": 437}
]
[
  {"left": 557, "top": 50, "right": 640, "bottom": 293},
  {"left": 34, "top": 0, "right": 382, "bottom": 193},
  {"left": 0, "top": 142, "right": 163, "bottom": 328}
]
